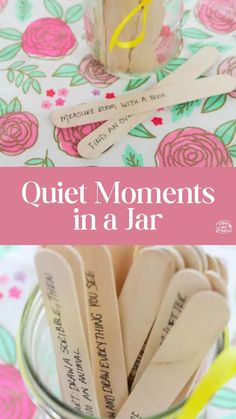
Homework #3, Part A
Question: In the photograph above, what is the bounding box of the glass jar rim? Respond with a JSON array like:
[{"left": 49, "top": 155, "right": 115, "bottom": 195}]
[{"left": 17, "top": 285, "right": 210, "bottom": 419}]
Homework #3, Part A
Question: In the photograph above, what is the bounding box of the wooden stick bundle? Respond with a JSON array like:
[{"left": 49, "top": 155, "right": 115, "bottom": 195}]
[{"left": 92, "top": 0, "right": 166, "bottom": 74}]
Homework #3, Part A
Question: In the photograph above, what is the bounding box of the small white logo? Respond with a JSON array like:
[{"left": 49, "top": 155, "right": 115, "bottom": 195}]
[{"left": 216, "top": 220, "right": 233, "bottom": 235}]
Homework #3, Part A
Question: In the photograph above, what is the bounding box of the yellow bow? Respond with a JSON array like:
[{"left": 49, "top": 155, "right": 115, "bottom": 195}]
[{"left": 109, "top": 0, "right": 152, "bottom": 51}]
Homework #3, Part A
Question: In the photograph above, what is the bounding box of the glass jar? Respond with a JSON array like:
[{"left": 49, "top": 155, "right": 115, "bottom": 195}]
[
  {"left": 83, "top": 0, "right": 184, "bottom": 76},
  {"left": 17, "top": 286, "right": 224, "bottom": 419}
]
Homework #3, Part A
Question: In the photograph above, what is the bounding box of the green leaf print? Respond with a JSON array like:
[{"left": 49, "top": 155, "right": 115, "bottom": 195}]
[
  {"left": 65, "top": 4, "right": 84, "bottom": 24},
  {"left": 180, "top": 9, "right": 191, "bottom": 27},
  {"left": 70, "top": 74, "right": 87, "bottom": 86},
  {"left": 0, "top": 28, "right": 22, "bottom": 41},
  {"left": 215, "top": 120, "right": 236, "bottom": 146},
  {"left": 188, "top": 42, "right": 233, "bottom": 54},
  {"left": 202, "top": 94, "right": 227, "bottom": 113},
  {"left": 228, "top": 145, "right": 236, "bottom": 158},
  {"left": 3, "top": 61, "right": 46, "bottom": 94},
  {"left": 212, "top": 388, "right": 236, "bottom": 409},
  {"left": 172, "top": 100, "right": 201, "bottom": 122},
  {"left": 53, "top": 63, "right": 79, "bottom": 77},
  {"left": 0, "top": 98, "right": 7, "bottom": 116},
  {"left": 0, "top": 43, "right": 21, "bottom": 62},
  {"left": 125, "top": 77, "right": 151, "bottom": 91},
  {"left": 182, "top": 28, "right": 212, "bottom": 39},
  {"left": 122, "top": 145, "right": 144, "bottom": 167},
  {"left": 25, "top": 151, "right": 55, "bottom": 167},
  {"left": 0, "top": 325, "right": 16, "bottom": 365},
  {"left": 16, "top": 0, "right": 33, "bottom": 22},
  {"left": 128, "top": 124, "right": 156, "bottom": 139},
  {"left": 43, "top": 0, "right": 64, "bottom": 19},
  {"left": 156, "top": 58, "right": 187, "bottom": 82}
]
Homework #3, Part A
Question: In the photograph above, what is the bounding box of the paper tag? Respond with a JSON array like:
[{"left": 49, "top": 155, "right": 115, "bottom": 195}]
[
  {"left": 131, "top": 269, "right": 211, "bottom": 389},
  {"left": 205, "top": 270, "right": 227, "bottom": 297},
  {"left": 108, "top": 245, "right": 135, "bottom": 295},
  {"left": 47, "top": 245, "right": 90, "bottom": 346},
  {"left": 75, "top": 46, "right": 220, "bottom": 158},
  {"left": 52, "top": 75, "right": 235, "bottom": 129},
  {"left": 119, "top": 247, "right": 176, "bottom": 375},
  {"left": 75, "top": 246, "right": 128, "bottom": 418},
  {"left": 116, "top": 291, "right": 229, "bottom": 419},
  {"left": 35, "top": 249, "right": 99, "bottom": 416}
]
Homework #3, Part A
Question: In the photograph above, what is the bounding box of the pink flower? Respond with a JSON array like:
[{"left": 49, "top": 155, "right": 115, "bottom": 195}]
[
  {"left": 79, "top": 54, "right": 119, "bottom": 88},
  {"left": 55, "top": 98, "right": 65, "bottom": 106},
  {"left": 152, "top": 117, "right": 163, "bottom": 126},
  {"left": 0, "top": 0, "right": 8, "bottom": 12},
  {"left": 0, "top": 112, "right": 38, "bottom": 156},
  {"left": 0, "top": 364, "right": 36, "bottom": 419},
  {"left": 84, "top": 14, "right": 94, "bottom": 43},
  {"left": 156, "top": 127, "right": 233, "bottom": 167},
  {"left": 218, "top": 57, "right": 236, "bottom": 98},
  {"left": 9, "top": 286, "right": 22, "bottom": 299},
  {"left": 41, "top": 100, "right": 52, "bottom": 110},
  {"left": 156, "top": 26, "right": 183, "bottom": 65},
  {"left": 196, "top": 0, "right": 236, "bottom": 34},
  {"left": 58, "top": 88, "right": 69, "bottom": 97},
  {"left": 46, "top": 89, "right": 56, "bottom": 97},
  {"left": 22, "top": 18, "right": 77, "bottom": 58},
  {"left": 54, "top": 121, "right": 105, "bottom": 157}
]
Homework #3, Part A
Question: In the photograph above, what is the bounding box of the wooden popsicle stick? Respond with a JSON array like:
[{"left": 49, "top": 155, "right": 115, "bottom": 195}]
[
  {"left": 131, "top": 269, "right": 211, "bottom": 389},
  {"left": 75, "top": 246, "right": 128, "bottom": 418},
  {"left": 192, "top": 246, "right": 208, "bottom": 271},
  {"left": 173, "top": 245, "right": 203, "bottom": 271},
  {"left": 119, "top": 247, "right": 176, "bottom": 375},
  {"left": 207, "top": 254, "right": 221, "bottom": 273},
  {"left": 75, "top": 46, "right": 219, "bottom": 158},
  {"left": 215, "top": 257, "right": 229, "bottom": 283},
  {"left": 52, "top": 75, "right": 236, "bottom": 128},
  {"left": 108, "top": 245, "right": 135, "bottom": 295},
  {"left": 205, "top": 270, "right": 227, "bottom": 297},
  {"left": 128, "top": 0, "right": 166, "bottom": 74},
  {"left": 35, "top": 249, "right": 99, "bottom": 416},
  {"left": 134, "top": 245, "right": 185, "bottom": 270},
  {"left": 116, "top": 291, "right": 230, "bottom": 419},
  {"left": 47, "top": 245, "right": 90, "bottom": 346}
]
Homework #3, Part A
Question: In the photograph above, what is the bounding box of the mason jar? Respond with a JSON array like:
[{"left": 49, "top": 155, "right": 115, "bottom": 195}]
[
  {"left": 83, "top": 0, "right": 184, "bottom": 76},
  {"left": 17, "top": 286, "right": 224, "bottom": 419}
]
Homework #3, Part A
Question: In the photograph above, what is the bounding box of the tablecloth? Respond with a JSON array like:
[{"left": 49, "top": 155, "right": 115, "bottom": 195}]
[
  {"left": 0, "top": 245, "right": 236, "bottom": 418},
  {"left": 0, "top": 0, "right": 235, "bottom": 167}
]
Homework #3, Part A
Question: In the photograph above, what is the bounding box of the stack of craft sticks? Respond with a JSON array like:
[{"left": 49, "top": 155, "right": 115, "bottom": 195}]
[
  {"left": 90, "top": 0, "right": 166, "bottom": 74},
  {"left": 36, "top": 245, "right": 230, "bottom": 418}
]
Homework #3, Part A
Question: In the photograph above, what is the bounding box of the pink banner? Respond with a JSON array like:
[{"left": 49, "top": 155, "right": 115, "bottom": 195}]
[{"left": 0, "top": 168, "right": 235, "bottom": 244}]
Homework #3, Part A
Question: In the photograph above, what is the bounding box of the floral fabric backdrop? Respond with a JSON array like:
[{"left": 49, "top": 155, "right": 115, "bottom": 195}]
[
  {"left": 0, "top": 245, "right": 235, "bottom": 418},
  {"left": 0, "top": 0, "right": 235, "bottom": 167}
]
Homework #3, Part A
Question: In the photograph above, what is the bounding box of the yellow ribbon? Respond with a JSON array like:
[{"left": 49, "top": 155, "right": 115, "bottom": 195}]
[
  {"left": 178, "top": 346, "right": 236, "bottom": 419},
  {"left": 109, "top": 0, "right": 152, "bottom": 51}
]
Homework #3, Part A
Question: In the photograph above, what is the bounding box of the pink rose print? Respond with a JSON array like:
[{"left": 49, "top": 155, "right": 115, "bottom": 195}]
[
  {"left": 196, "top": 0, "right": 236, "bottom": 34},
  {"left": 55, "top": 122, "right": 105, "bottom": 157},
  {"left": 22, "top": 18, "right": 77, "bottom": 58},
  {"left": 156, "top": 26, "right": 183, "bottom": 65},
  {"left": 0, "top": 364, "right": 36, "bottom": 419},
  {"left": 0, "top": 0, "right": 8, "bottom": 12},
  {"left": 0, "top": 112, "right": 38, "bottom": 156},
  {"left": 79, "top": 55, "right": 119, "bottom": 88},
  {"left": 156, "top": 127, "right": 233, "bottom": 167},
  {"left": 218, "top": 57, "right": 236, "bottom": 98}
]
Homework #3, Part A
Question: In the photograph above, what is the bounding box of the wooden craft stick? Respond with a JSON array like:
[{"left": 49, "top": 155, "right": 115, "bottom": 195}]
[
  {"left": 205, "top": 270, "right": 227, "bottom": 297},
  {"left": 215, "top": 257, "right": 229, "bottom": 283},
  {"left": 52, "top": 75, "right": 236, "bottom": 128},
  {"left": 35, "top": 249, "right": 99, "bottom": 416},
  {"left": 173, "top": 246, "right": 203, "bottom": 271},
  {"left": 119, "top": 247, "right": 176, "bottom": 375},
  {"left": 108, "top": 245, "right": 135, "bottom": 295},
  {"left": 74, "top": 46, "right": 219, "bottom": 158},
  {"left": 206, "top": 254, "right": 221, "bottom": 273},
  {"left": 131, "top": 269, "right": 211, "bottom": 389},
  {"left": 135, "top": 245, "right": 185, "bottom": 271},
  {"left": 116, "top": 291, "right": 230, "bottom": 418},
  {"left": 47, "top": 245, "right": 89, "bottom": 346},
  {"left": 75, "top": 246, "right": 128, "bottom": 418}
]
